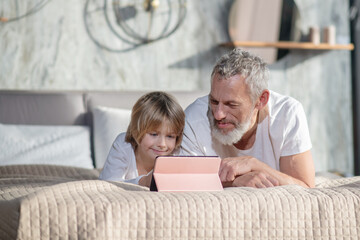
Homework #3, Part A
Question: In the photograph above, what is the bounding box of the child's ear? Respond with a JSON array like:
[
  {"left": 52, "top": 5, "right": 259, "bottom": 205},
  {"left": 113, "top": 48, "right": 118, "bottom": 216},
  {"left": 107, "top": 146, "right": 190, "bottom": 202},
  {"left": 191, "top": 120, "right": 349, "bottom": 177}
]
[{"left": 255, "top": 90, "right": 269, "bottom": 110}]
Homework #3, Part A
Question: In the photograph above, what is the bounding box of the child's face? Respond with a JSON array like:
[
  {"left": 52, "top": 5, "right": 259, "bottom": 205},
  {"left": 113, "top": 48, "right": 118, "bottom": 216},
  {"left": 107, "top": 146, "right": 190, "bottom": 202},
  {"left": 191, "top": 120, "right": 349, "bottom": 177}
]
[{"left": 137, "top": 121, "right": 177, "bottom": 162}]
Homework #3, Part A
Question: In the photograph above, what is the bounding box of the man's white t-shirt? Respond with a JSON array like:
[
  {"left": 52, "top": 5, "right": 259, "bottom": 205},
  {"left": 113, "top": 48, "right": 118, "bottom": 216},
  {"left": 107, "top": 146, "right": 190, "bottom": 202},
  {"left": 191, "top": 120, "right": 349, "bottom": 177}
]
[
  {"left": 99, "top": 132, "right": 143, "bottom": 184},
  {"left": 180, "top": 90, "right": 312, "bottom": 170}
]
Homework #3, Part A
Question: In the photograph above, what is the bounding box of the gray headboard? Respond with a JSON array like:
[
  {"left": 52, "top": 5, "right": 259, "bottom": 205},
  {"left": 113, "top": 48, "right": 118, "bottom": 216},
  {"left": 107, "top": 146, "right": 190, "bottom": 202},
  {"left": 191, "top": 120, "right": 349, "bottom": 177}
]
[
  {"left": 0, "top": 90, "right": 208, "bottom": 126},
  {"left": 0, "top": 90, "right": 86, "bottom": 125}
]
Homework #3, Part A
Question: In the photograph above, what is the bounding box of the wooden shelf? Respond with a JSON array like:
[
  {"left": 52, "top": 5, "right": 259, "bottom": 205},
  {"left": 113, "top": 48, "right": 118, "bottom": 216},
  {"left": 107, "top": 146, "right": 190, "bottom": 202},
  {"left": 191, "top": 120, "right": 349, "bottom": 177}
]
[{"left": 220, "top": 41, "right": 354, "bottom": 50}]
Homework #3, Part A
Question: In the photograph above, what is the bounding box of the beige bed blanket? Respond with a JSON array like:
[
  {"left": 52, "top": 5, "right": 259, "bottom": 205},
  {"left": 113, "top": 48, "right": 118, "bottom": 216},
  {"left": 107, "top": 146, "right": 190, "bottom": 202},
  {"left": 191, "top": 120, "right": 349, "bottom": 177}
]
[{"left": 1, "top": 165, "right": 360, "bottom": 240}]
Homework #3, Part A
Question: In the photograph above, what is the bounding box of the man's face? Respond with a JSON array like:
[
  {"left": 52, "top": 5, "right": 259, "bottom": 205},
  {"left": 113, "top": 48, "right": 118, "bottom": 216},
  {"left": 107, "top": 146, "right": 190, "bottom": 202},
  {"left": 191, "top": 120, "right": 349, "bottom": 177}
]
[{"left": 208, "top": 74, "right": 257, "bottom": 145}]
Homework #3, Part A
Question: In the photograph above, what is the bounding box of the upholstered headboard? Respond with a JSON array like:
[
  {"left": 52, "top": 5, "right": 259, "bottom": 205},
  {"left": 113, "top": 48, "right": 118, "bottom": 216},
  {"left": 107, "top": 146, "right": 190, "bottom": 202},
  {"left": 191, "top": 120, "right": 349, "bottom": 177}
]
[
  {"left": 0, "top": 91, "right": 86, "bottom": 125},
  {"left": 0, "top": 90, "right": 207, "bottom": 126}
]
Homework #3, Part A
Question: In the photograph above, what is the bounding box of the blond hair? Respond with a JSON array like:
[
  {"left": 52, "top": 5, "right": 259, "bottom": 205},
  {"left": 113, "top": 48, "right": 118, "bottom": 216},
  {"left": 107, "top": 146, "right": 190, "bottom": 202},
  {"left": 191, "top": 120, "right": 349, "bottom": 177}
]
[{"left": 125, "top": 91, "right": 185, "bottom": 150}]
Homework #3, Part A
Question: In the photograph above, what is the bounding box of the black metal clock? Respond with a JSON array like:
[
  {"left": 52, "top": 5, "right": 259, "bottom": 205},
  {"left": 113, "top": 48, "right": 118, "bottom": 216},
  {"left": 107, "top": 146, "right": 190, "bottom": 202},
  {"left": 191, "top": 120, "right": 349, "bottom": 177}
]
[{"left": 85, "top": 0, "right": 187, "bottom": 52}]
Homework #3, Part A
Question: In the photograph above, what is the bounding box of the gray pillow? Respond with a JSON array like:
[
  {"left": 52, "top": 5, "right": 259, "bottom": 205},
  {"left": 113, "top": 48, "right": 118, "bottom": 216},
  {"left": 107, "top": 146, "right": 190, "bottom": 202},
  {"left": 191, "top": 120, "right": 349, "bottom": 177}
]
[
  {"left": 0, "top": 123, "right": 93, "bottom": 168},
  {"left": 92, "top": 106, "right": 131, "bottom": 168}
]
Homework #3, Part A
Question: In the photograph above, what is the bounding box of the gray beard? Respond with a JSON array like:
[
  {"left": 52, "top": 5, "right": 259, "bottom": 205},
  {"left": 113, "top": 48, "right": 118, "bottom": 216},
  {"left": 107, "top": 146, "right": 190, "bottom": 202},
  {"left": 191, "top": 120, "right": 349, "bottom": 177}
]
[{"left": 207, "top": 108, "right": 252, "bottom": 146}]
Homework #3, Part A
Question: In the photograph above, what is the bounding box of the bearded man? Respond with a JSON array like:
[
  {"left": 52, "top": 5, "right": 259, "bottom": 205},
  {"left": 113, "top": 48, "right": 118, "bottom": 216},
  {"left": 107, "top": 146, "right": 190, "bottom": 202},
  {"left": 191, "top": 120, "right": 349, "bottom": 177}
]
[{"left": 180, "top": 48, "right": 315, "bottom": 188}]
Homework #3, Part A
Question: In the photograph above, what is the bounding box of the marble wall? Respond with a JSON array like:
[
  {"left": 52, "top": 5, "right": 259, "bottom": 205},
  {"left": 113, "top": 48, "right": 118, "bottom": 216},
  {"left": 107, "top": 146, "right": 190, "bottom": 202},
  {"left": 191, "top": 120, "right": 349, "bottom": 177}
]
[{"left": 0, "top": 0, "right": 354, "bottom": 174}]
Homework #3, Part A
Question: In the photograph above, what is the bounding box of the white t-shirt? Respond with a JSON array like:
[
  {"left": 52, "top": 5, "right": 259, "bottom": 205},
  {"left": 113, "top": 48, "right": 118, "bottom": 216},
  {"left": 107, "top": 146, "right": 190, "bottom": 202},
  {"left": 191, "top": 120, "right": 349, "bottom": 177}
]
[
  {"left": 99, "top": 132, "right": 143, "bottom": 184},
  {"left": 180, "top": 90, "right": 312, "bottom": 170}
]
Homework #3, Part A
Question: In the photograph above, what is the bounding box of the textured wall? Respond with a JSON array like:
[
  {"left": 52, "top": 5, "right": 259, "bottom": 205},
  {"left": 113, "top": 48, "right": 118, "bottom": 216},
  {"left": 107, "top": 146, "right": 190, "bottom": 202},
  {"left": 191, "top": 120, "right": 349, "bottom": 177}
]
[
  {"left": 270, "top": 0, "right": 353, "bottom": 174},
  {"left": 0, "top": 0, "right": 354, "bottom": 174},
  {"left": 0, "top": 0, "right": 231, "bottom": 90}
]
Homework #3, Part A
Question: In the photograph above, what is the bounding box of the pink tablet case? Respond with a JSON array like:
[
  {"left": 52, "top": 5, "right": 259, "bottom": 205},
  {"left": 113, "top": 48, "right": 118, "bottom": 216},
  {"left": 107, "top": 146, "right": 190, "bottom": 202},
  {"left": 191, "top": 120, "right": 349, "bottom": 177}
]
[{"left": 153, "top": 156, "right": 223, "bottom": 192}]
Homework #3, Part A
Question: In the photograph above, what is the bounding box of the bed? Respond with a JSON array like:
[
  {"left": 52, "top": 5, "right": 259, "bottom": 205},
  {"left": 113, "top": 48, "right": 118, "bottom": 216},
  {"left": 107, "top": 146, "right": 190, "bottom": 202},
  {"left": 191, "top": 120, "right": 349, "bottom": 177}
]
[{"left": 1, "top": 90, "right": 360, "bottom": 239}]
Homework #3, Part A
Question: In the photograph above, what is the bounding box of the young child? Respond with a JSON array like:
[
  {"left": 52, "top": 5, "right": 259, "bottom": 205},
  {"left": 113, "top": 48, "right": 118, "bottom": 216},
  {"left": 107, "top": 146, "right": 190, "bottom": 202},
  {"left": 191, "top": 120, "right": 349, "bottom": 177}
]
[{"left": 99, "top": 91, "right": 185, "bottom": 187}]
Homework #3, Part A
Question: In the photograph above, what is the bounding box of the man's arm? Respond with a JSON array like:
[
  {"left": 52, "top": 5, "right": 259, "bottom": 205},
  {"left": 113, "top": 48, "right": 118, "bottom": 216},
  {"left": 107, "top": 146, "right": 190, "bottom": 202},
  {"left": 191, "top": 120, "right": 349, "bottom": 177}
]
[
  {"left": 279, "top": 150, "right": 315, "bottom": 187},
  {"left": 219, "top": 150, "right": 315, "bottom": 188}
]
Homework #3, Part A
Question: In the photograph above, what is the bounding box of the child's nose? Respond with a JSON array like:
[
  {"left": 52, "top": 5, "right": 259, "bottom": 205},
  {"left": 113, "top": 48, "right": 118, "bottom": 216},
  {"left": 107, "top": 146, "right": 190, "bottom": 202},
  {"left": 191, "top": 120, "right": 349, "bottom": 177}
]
[{"left": 157, "top": 136, "right": 167, "bottom": 148}]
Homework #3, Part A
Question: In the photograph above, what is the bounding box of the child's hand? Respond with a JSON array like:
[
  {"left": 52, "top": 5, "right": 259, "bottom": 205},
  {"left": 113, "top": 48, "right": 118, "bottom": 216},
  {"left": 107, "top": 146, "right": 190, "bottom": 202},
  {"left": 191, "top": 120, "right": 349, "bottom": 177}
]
[{"left": 138, "top": 170, "right": 153, "bottom": 187}]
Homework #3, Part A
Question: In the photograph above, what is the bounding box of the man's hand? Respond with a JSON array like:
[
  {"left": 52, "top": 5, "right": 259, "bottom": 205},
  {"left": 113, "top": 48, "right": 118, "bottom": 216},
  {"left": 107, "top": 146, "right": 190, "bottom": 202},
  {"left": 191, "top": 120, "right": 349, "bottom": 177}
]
[
  {"left": 231, "top": 171, "right": 279, "bottom": 188},
  {"left": 219, "top": 156, "right": 280, "bottom": 188},
  {"left": 219, "top": 156, "right": 258, "bottom": 182},
  {"left": 219, "top": 151, "right": 315, "bottom": 188}
]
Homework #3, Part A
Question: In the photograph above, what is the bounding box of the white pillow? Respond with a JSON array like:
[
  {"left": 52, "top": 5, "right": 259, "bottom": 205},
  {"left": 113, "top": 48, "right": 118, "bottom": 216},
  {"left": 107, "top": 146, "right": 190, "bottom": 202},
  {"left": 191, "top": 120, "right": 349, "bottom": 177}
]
[
  {"left": 0, "top": 123, "right": 93, "bottom": 168},
  {"left": 92, "top": 106, "right": 131, "bottom": 168}
]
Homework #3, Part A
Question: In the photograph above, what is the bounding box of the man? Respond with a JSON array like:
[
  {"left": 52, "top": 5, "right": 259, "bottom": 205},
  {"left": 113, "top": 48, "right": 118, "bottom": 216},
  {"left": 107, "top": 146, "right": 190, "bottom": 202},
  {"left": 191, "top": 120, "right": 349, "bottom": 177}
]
[{"left": 181, "top": 48, "right": 315, "bottom": 188}]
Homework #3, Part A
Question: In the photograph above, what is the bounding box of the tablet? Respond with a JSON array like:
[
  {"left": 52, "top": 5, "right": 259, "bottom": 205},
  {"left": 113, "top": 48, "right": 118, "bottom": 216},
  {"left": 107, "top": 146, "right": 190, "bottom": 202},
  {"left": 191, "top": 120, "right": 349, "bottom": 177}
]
[{"left": 150, "top": 156, "right": 223, "bottom": 192}]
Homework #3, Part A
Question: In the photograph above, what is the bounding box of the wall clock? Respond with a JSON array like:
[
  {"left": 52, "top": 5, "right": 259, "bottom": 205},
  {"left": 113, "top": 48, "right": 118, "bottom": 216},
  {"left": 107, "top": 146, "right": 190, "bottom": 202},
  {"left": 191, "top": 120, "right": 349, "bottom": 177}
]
[{"left": 84, "top": 0, "right": 187, "bottom": 52}]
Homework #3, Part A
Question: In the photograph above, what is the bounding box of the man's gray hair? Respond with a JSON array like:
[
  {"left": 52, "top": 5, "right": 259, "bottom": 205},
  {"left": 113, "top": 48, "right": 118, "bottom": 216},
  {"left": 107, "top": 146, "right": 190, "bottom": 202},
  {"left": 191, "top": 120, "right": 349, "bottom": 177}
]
[{"left": 211, "top": 48, "right": 269, "bottom": 103}]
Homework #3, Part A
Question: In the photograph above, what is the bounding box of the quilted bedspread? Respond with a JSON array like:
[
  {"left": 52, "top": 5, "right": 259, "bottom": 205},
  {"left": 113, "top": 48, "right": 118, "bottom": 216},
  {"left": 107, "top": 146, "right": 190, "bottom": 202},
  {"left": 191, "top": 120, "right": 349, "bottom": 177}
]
[{"left": 1, "top": 165, "right": 360, "bottom": 240}]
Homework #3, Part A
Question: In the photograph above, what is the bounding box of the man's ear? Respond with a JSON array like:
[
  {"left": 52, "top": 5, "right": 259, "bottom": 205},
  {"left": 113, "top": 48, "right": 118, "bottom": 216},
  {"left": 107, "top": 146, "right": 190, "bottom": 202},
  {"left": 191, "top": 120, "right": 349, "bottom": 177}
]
[{"left": 255, "top": 90, "right": 270, "bottom": 110}]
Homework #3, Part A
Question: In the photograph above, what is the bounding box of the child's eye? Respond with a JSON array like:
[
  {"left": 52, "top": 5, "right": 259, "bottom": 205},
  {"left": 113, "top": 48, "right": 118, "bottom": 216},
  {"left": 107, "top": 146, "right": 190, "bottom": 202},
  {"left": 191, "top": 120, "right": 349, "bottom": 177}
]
[
  {"left": 167, "top": 135, "right": 176, "bottom": 139},
  {"left": 149, "top": 133, "right": 158, "bottom": 137}
]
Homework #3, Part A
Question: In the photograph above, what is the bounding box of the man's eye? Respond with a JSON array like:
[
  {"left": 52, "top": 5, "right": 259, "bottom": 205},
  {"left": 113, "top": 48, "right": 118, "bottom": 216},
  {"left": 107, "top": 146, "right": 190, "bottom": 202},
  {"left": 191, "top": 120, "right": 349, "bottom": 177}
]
[
  {"left": 210, "top": 99, "right": 218, "bottom": 105},
  {"left": 228, "top": 104, "right": 238, "bottom": 108}
]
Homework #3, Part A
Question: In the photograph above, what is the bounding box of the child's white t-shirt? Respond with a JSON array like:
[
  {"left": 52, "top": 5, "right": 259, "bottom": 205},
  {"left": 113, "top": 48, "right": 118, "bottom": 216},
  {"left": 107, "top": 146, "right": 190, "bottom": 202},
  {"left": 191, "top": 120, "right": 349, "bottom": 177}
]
[
  {"left": 99, "top": 132, "right": 143, "bottom": 184},
  {"left": 180, "top": 90, "right": 312, "bottom": 170}
]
